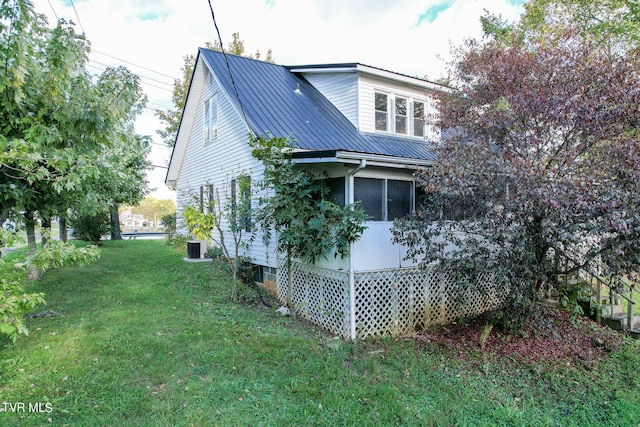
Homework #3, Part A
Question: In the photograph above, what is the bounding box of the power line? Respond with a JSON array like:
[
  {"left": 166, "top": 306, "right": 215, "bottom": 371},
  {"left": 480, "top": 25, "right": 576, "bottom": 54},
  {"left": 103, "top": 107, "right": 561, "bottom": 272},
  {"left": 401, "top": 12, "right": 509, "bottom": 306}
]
[
  {"left": 147, "top": 100, "right": 173, "bottom": 109},
  {"left": 92, "top": 49, "right": 178, "bottom": 80},
  {"left": 69, "top": 0, "right": 85, "bottom": 35},
  {"left": 47, "top": 0, "right": 59, "bottom": 22},
  {"left": 86, "top": 62, "right": 174, "bottom": 94},
  {"left": 206, "top": 0, "right": 249, "bottom": 127},
  {"left": 89, "top": 59, "right": 173, "bottom": 87}
]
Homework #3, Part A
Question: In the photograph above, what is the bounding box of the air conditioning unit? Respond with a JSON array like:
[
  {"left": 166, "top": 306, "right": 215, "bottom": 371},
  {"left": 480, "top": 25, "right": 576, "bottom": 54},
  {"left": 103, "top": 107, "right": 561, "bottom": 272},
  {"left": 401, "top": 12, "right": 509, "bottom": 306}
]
[{"left": 187, "top": 240, "right": 207, "bottom": 259}]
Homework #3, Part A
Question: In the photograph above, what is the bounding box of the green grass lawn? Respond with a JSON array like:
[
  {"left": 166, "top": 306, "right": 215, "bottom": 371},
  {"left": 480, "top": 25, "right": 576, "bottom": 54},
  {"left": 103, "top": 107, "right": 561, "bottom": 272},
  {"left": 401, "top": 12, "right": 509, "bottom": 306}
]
[{"left": 1, "top": 240, "right": 639, "bottom": 426}]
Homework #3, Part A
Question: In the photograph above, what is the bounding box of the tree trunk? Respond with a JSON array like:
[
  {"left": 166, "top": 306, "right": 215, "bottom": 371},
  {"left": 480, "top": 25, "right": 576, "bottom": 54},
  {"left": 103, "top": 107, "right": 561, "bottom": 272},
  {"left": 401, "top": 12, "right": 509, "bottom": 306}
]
[
  {"left": 25, "top": 211, "right": 40, "bottom": 280},
  {"left": 110, "top": 204, "right": 122, "bottom": 240},
  {"left": 59, "top": 216, "right": 68, "bottom": 243},
  {"left": 231, "top": 240, "right": 239, "bottom": 302},
  {"left": 41, "top": 217, "right": 51, "bottom": 247}
]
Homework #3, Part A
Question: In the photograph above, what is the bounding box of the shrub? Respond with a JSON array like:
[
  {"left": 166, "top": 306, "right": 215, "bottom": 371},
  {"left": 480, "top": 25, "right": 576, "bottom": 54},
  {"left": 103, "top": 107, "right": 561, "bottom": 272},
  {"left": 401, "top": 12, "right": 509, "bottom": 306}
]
[{"left": 70, "top": 211, "right": 110, "bottom": 244}]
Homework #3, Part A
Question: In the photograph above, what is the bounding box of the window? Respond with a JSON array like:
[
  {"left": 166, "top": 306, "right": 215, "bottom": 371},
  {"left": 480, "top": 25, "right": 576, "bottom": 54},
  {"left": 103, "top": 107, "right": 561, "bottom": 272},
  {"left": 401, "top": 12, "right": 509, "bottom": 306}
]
[
  {"left": 413, "top": 101, "right": 425, "bottom": 137},
  {"left": 375, "top": 93, "right": 388, "bottom": 131},
  {"left": 395, "top": 97, "right": 407, "bottom": 135},
  {"left": 373, "top": 91, "right": 432, "bottom": 137},
  {"left": 204, "top": 95, "right": 218, "bottom": 143},
  {"left": 354, "top": 178, "right": 384, "bottom": 221},
  {"left": 327, "top": 177, "right": 346, "bottom": 208},
  {"left": 207, "top": 184, "right": 215, "bottom": 213},
  {"left": 354, "top": 178, "right": 413, "bottom": 221},
  {"left": 231, "top": 176, "right": 251, "bottom": 231},
  {"left": 387, "top": 180, "right": 412, "bottom": 220}
]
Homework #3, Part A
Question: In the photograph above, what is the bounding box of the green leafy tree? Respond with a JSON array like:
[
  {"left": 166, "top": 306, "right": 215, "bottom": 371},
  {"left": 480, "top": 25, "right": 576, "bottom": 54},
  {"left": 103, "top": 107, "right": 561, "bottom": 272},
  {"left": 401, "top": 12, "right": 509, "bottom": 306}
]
[
  {"left": 156, "top": 33, "right": 274, "bottom": 147},
  {"left": 482, "top": 0, "right": 640, "bottom": 56},
  {"left": 129, "top": 197, "right": 176, "bottom": 225},
  {"left": 0, "top": 0, "right": 145, "bottom": 337},
  {"left": 0, "top": 241, "right": 99, "bottom": 342},
  {"left": 250, "top": 135, "right": 367, "bottom": 318},
  {"left": 182, "top": 175, "right": 252, "bottom": 301}
]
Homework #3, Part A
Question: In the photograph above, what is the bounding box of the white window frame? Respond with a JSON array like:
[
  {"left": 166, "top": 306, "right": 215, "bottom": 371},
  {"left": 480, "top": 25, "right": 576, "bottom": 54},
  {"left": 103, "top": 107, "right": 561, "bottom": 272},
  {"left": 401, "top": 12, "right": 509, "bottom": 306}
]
[
  {"left": 394, "top": 96, "right": 408, "bottom": 135},
  {"left": 374, "top": 92, "right": 389, "bottom": 132},
  {"left": 203, "top": 94, "right": 218, "bottom": 144},
  {"left": 413, "top": 100, "right": 426, "bottom": 138},
  {"left": 373, "top": 90, "right": 431, "bottom": 138}
]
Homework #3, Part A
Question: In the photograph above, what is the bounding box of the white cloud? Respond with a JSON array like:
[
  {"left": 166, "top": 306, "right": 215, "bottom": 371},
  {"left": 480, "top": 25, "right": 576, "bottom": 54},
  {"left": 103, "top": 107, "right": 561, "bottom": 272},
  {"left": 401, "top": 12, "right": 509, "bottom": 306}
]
[{"left": 31, "top": 0, "right": 524, "bottom": 200}]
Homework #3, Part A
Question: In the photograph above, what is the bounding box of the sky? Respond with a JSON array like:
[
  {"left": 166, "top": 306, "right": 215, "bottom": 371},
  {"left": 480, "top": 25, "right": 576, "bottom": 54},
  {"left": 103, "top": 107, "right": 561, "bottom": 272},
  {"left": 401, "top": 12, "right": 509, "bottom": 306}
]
[{"left": 31, "top": 0, "right": 525, "bottom": 202}]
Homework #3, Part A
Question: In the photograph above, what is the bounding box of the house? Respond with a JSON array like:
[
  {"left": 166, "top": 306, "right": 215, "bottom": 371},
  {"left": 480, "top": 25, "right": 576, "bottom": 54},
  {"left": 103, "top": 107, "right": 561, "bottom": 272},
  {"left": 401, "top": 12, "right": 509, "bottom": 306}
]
[
  {"left": 119, "top": 208, "right": 146, "bottom": 229},
  {"left": 166, "top": 48, "right": 507, "bottom": 340}
]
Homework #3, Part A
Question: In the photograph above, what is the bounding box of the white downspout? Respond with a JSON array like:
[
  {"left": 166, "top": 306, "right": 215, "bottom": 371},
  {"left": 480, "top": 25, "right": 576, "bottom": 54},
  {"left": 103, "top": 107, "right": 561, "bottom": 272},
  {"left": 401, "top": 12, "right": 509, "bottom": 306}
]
[{"left": 347, "top": 159, "right": 366, "bottom": 341}]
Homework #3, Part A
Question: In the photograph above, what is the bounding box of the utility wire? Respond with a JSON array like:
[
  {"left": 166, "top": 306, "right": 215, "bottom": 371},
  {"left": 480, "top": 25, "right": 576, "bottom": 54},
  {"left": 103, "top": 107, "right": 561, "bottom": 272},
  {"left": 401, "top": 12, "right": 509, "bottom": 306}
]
[
  {"left": 93, "top": 49, "right": 178, "bottom": 80},
  {"left": 206, "top": 0, "right": 249, "bottom": 127},
  {"left": 69, "top": 0, "right": 86, "bottom": 35},
  {"left": 47, "top": 0, "right": 59, "bottom": 22},
  {"left": 89, "top": 60, "right": 173, "bottom": 87}
]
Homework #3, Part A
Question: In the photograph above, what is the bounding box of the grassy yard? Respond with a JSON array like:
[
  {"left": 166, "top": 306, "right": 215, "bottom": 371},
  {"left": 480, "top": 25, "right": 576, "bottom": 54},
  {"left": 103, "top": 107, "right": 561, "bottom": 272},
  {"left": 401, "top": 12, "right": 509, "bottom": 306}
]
[{"left": 1, "top": 240, "right": 639, "bottom": 426}]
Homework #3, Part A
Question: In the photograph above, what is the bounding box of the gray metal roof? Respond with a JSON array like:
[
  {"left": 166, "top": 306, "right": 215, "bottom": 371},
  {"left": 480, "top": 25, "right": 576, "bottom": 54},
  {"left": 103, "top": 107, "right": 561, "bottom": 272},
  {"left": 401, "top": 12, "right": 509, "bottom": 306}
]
[{"left": 200, "top": 48, "right": 436, "bottom": 162}]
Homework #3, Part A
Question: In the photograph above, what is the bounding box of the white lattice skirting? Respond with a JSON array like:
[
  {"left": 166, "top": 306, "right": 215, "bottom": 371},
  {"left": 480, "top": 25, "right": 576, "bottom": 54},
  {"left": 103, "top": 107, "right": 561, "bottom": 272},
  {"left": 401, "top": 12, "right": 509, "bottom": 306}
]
[{"left": 276, "top": 261, "right": 509, "bottom": 340}]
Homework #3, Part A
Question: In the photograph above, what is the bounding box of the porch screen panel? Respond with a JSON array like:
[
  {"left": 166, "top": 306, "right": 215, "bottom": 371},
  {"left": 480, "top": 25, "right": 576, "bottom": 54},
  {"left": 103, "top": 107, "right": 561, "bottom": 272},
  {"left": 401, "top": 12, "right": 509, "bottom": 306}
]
[
  {"left": 387, "top": 180, "right": 412, "bottom": 220},
  {"left": 327, "top": 177, "right": 346, "bottom": 208},
  {"left": 354, "top": 177, "right": 383, "bottom": 221}
]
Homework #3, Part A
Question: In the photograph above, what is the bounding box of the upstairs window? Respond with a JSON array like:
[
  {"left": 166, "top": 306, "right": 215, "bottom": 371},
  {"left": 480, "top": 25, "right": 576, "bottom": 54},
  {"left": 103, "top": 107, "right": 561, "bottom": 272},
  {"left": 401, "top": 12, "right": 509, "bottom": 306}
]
[
  {"left": 375, "top": 93, "right": 388, "bottom": 131},
  {"left": 395, "top": 97, "right": 407, "bottom": 135},
  {"left": 373, "top": 92, "right": 432, "bottom": 137},
  {"left": 204, "top": 95, "right": 218, "bottom": 144},
  {"left": 413, "top": 101, "right": 426, "bottom": 137}
]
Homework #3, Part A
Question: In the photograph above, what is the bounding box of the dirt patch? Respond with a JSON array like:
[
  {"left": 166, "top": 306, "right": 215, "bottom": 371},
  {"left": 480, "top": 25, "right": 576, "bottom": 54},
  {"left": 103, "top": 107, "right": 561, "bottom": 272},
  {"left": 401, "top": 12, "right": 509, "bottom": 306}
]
[{"left": 413, "top": 304, "right": 623, "bottom": 370}]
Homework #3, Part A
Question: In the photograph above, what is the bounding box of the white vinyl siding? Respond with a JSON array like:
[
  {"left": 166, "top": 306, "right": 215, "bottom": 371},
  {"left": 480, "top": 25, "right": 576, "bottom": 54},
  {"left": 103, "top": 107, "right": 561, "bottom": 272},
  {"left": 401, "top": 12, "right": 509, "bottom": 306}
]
[
  {"left": 175, "top": 58, "right": 275, "bottom": 268},
  {"left": 302, "top": 72, "right": 359, "bottom": 127}
]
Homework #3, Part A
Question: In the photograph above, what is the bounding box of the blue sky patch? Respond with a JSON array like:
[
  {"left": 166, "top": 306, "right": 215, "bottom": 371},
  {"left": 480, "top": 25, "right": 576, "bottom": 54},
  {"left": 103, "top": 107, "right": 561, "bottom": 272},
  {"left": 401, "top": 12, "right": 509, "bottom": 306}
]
[
  {"left": 137, "top": 11, "right": 169, "bottom": 21},
  {"left": 265, "top": 0, "right": 276, "bottom": 9},
  {"left": 416, "top": 0, "right": 455, "bottom": 26}
]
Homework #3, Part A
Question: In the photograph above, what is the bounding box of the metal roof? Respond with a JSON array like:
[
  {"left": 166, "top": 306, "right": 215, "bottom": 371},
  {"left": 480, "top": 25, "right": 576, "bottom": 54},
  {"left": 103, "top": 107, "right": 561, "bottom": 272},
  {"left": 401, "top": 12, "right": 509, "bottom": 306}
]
[{"left": 200, "top": 48, "right": 436, "bottom": 162}]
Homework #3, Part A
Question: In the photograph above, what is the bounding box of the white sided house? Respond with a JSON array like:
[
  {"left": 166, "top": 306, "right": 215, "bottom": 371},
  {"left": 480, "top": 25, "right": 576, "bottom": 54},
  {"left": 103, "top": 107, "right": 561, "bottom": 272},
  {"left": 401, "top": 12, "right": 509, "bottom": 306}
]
[{"left": 166, "top": 48, "right": 507, "bottom": 340}]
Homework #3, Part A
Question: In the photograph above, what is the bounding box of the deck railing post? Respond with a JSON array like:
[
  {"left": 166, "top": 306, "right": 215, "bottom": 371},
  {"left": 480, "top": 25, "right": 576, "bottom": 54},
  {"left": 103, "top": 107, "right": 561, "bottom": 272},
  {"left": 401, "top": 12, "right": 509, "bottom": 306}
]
[{"left": 628, "top": 284, "right": 635, "bottom": 332}]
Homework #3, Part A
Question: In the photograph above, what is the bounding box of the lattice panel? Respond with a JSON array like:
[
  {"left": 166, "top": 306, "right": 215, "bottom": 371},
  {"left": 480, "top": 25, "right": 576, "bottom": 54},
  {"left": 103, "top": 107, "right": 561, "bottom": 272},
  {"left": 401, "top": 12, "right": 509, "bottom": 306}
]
[
  {"left": 276, "top": 260, "right": 350, "bottom": 337},
  {"left": 354, "top": 267, "right": 509, "bottom": 339},
  {"left": 276, "top": 260, "right": 510, "bottom": 340}
]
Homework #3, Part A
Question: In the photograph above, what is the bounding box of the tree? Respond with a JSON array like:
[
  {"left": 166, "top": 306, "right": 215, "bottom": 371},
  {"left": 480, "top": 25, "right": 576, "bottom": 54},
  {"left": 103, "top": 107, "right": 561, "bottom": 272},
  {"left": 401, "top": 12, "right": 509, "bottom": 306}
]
[
  {"left": 182, "top": 175, "right": 253, "bottom": 302},
  {"left": 0, "top": 0, "right": 143, "bottom": 338},
  {"left": 392, "top": 29, "right": 640, "bottom": 331},
  {"left": 482, "top": 0, "right": 640, "bottom": 56},
  {"left": 129, "top": 197, "right": 176, "bottom": 225},
  {"left": 156, "top": 33, "right": 274, "bottom": 147},
  {"left": 1, "top": 2, "right": 149, "bottom": 244},
  {"left": 250, "top": 135, "right": 367, "bottom": 318}
]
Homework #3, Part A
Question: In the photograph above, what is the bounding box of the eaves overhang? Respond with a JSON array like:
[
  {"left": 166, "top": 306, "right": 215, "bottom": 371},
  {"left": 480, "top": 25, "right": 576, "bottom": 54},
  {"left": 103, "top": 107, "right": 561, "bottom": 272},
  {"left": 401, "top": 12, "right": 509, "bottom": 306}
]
[{"left": 291, "top": 150, "right": 434, "bottom": 169}]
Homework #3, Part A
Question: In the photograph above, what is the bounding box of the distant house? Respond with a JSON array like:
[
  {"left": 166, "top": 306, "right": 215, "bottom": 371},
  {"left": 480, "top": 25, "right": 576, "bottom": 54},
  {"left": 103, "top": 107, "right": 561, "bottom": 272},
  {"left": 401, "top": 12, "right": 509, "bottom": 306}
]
[
  {"left": 166, "top": 48, "right": 506, "bottom": 339},
  {"left": 119, "top": 209, "right": 146, "bottom": 229}
]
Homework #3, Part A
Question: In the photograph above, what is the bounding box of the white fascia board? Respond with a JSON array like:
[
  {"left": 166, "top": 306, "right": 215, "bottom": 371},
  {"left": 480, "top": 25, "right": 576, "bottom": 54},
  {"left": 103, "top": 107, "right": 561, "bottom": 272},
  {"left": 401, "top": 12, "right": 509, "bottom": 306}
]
[
  {"left": 355, "top": 64, "right": 443, "bottom": 92},
  {"left": 288, "top": 67, "right": 358, "bottom": 74},
  {"left": 165, "top": 55, "right": 206, "bottom": 186},
  {"left": 292, "top": 151, "right": 433, "bottom": 169}
]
